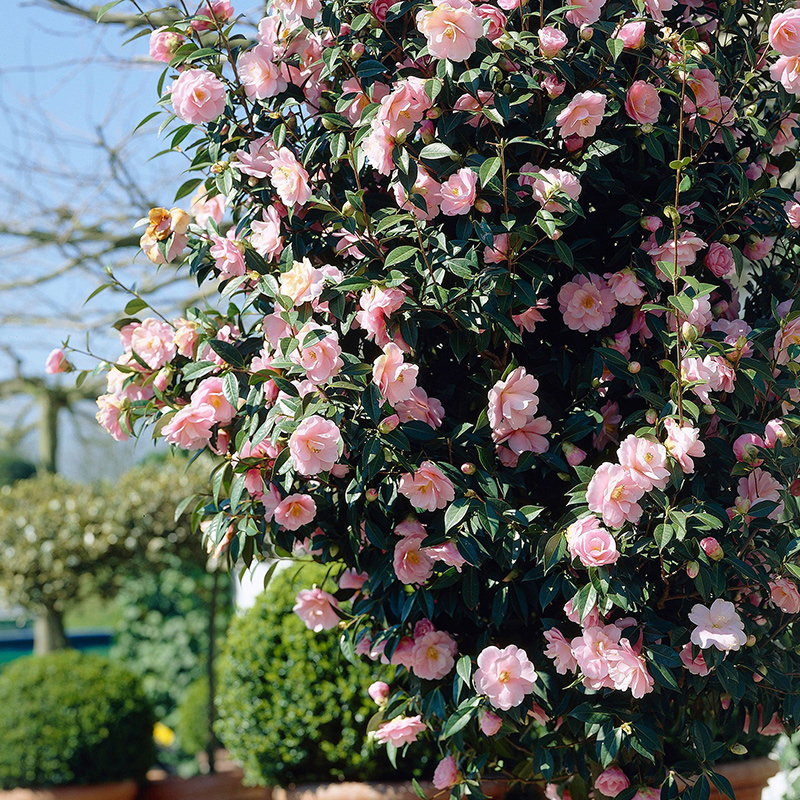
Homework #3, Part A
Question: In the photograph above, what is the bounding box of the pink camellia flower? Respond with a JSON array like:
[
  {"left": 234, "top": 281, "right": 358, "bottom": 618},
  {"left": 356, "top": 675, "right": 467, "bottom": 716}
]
[
  {"left": 556, "top": 91, "right": 607, "bottom": 138},
  {"left": 289, "top": 415, "right": 342, "bottom": 475},
  {"left": 191, "top": 377, "right": 237, "bottom": 424},
  {"left": 493, "top": 416, "right": 551, "bottom": 455},
  {"left": 618, "top": 435, "right": 669, "bottom": 491},
  {"left": 374, "top": 715, "right": 426, "bottom": 747},
  {"left": 595, "top": 767, "right": 630, "bottom": 798},
  {"left": 542, "top": 73, "right": 567, "bottom": 99},
  {"left": 488, "top": 366, "right": 540, "bottom": 430},
  {"left": 563, "top": 441, "right": 587, "bottom": 466},
  {"left": 96, "top": 394, "right": 129, "bottom": 441},
  {"left": 474, "top": 645, "right": 537, "bottom": 711},
  {"left": 149, "top": 27, "right": 184, "bottom": 63},
  {"left": 395, "top": 388, "right": 445, "bottom": 429},
  {"left": 378, "top": 77, "right": 433, "bottom": 137},
  {"left": 170, "top": 68, "right": 227, "bottom": 124},
  {"left": 644, "top": 0, "right": 674, "bottom": 22},
  {"left": 339, "top": 569, "right": 368, "bottom": 592},
  {"left": 370, "top": 0, "right": 392, "bottom": 20},
  {"left": 356, "top": 286, "right": 406, "bottom": 346},
  {"left": 291, "top": 324, "right": 343, "bottom": 385},
  {"left": 625, "top": 81, "right": 661, "bottom": 125},
  {"left": 571, "top": 624, "right": 620, "bottom": 689},
  {"left": 566, "top": 514, "right": 619, "bottom": 567},
  {"left": 393, "top": 534, "right": 435, "bottom": 584},
  {"left": 393, "top": 170, "right": 442, "bottom": 221},
  {"left": 479, "top": 709, "right": 503, "bottom": 736},
  {"left": 162, "top": 404, "right": 216, "bottom": 450},
  {"left": 238, "top": 45, "right": 288, "bottom": 100},
  {"left": 526, "top": 167, "right": 582, "bottom": 213},
  {"left": 558, "top": 274, "right": 617, "bottom": 332},
  {"left": 689, "top": 599, "right": 747, "bottom": 651},
  {"left": 45, "top": 348, "right": 70, "bottom": 374},
  {"left": 399, "top": 461, "right": 455, "bottom": 511},
  {"left": 632, "top": 789, "right": 660, "bottom": 800},
  {"left": 565, "top": 0, "right": 605, "bottom": 25},
  {"left": 268, "top": 147, "right": 312, "bottom": 207},
  {"left": 770, "top": 8, "right": 800, "bottom": 56},
  {"left": 770, "top": 578, "right": 800, "bottom": 613},
  {"left": 604, "top": 269, "right": 645, "bottom": 306},
  {"left": 735, "top": 468, "right": 785, "bottom": 520},
  {"left": 373, "top": 343, "right": 419, "bottom": 405},
  {"left": 368, "top": 680, "right": 390, "bottom": 704},
  {"left": 235, "top": 136, "right": 275, "bottom": 179},
  {"left": 416, "top": 0, "right": 484, "bottom": 62},
  {"left": 732, "top": 433, "right": 765, "bottom": 464},
  {"left": 280, "top": 257, "right": 325, "bottom": 306},
  {"left": 272, "top": 0, "right": 322, "bottom": 18},
  {"left": 362, "top": 119, "right": 395, "bottom": 175},
  {"left": 700, "top": 537, "right": 724, "bottom": 561},
  {"left": 191, "top": 0, "right": 234, "bottom": 30},
  {"left": 785, "top": 193, "right": 800, "bottom": 229},
  {"left": 454, "top": 90, "right": 495, "bottom": 125},
  {"left": 765, "top": 419, "right": 789, "bottom": 447},
  {"left": 587, "top": 463, "right": 645, "bottom": 528},
  {"left": 190, "top": 188, "right": 226, "bottom": 228},
  {"left": 411, "top": 630, "right": 458, "bottom": 679},
  {"left": 426, "top": 540, "right": 467, "bottom": 571},
  {"left": 210, "top": 233, "right": 246, "bottom": 280},
  {"left": 273, "top": 493, "right": 317, "bottom": 530},
  {"left": 513, "top": 301, "right": 548, "bottom": 332},
  {"left": 293, "top": 587, "right": 340, "bottom": 632},
  {"left": 539, "top": 26, "right": 569, "bottom": 58},
  {"left": 439, "top": 168, "right": 478, "bottom": 216},
  {"left": 544, "top": 628, "right": 578, "bottom": 675},
  {"left": 613, "top": 20, "right": 645, "bottom": 49},
  {"left": 705, "top": 242, "right": 735, "bottom": 278},
  {"left": 663, "top": 418, "right": 705, "bottom": 473},
  {"left": 433, "top": 755, "right": 460, "bottom": 790},
  {"left": 775, "top": 317, "right": 800, "bottom": 365},
  {"left": 593, "top": 400, "right": 621, "bottom": 450},
  {"left": 128, "top": 318, "right": 177, "bottom": 370},
  {"left": 679, "top": 643, "right": 710, "bottom": 676}
]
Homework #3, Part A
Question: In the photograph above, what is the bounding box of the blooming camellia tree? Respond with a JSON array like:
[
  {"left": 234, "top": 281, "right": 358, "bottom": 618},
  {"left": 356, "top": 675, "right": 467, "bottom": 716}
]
[{"left": 79, "top": 0, "right": 800, "bottom": 795}]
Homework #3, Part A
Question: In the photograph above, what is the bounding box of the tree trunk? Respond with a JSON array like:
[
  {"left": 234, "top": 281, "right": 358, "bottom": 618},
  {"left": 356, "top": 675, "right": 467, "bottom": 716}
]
[
  {"left": 34, "top": 606, "right": 67, "bottom": 654},
  {"left": 37, "top": 391, "right": 60, "bottom": 474},
  {"left": 205, "top": 569, "right": 219, "bottom": 774}
]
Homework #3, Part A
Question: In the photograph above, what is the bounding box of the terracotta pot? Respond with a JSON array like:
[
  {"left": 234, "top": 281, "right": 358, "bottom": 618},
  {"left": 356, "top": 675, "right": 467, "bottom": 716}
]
[
  {"left": 0, "top": 780, "right": 137, "bottom": 800},
  {"left": 141, "top": 768, "right": 269, "bottom": 800},
  {"left": 708, "top": 757, "right": 780, "bottom": 800},
  {"left": 273, "top": 779, "right": 509, "bottom": 800}
]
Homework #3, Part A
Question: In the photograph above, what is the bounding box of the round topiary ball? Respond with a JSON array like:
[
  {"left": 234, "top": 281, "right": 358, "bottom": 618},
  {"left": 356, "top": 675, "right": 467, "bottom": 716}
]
[
  {"left": 215, "top": 564, "right": 430, "bottom": 787},
  {"left": 0, "top": 650, "right": 155, "bottom": 789}
]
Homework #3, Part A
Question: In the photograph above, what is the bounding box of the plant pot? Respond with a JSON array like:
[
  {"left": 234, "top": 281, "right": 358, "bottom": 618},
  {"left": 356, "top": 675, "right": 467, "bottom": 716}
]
[
  {"left": 708, "top": 757, "right": 780, "bottom": 800},
  {"left": 0, "top": 780, "right": 138, "bottom": 800},
  {"left": 140, "top": 768, "right": 269, "bottom": 800},
  {"left": 273, "top": 779, "right": 509, "bottom": 800}
]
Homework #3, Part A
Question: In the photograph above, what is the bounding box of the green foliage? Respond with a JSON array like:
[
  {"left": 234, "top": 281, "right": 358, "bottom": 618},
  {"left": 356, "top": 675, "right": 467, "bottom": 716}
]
[
  {"left": 0, "top": 452, "right": 35, "bottom": 486},
  {"left": 177, "top": 677, "right": 212, "bottom": 757},
  {"left": 0, "top": 650, "right": 155, "bottom": 789},
  {"left": 215, "top": 564, "right": 430, "bottom": 786},
  {"left": 111, "top": 554, "right": 230, "bottom": 722}
]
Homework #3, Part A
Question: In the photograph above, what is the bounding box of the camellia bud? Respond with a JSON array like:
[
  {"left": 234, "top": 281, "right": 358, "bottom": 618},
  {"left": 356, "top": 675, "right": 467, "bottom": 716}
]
[
  {"left": 628, "top": 361, "right": 641, "bottom": 374},
  {"left": 368, "top": 680, "right": 390, "bottom": 705},
  {"left": 686, "top": 561, "right": 700, "bottom": 579},
  {"left": 730, "top": 744, "right": 749, "bottom": 755},
  {"left": 211, "top": 161, "right": 227, "bottom": 174},
  {"left": 700, "top": 537, "right": 724, "bottom": 561},
  {"left": 427, "top": 107, "right": 443, "bottom": 119},
  {"left": 379, "top": 414, "right": 400, "bottom": 434},
  {"left": 475, "top": 198, "right": 491, "bottom": 214},
  {"left": 641, "top": 123, "right": 654, "bottom": 134},
  {"left": 395, "top": 129, "right": 407, "bottom": 145},
  {"left": 579, "top": 24, "right": 593, "bottom": 40},
  {"left": 681, "top": 322, "right": 698, "bottom": 343},
  {"left": 746, "top": 634, "right": 757, "bottom": 647},
  {"left": 342, "top": 201, "right": 356, "bottom": 217},
  {"left": 350, "top": 42, "right": 366, "bottom": 60},
  {"left": 489, "top": 66, "right": 503, "bottom": 84},
  {"left": 322, "top": 117, "right": 337, "bottom": 131},
  {"left": 461, "top": 462, "right": 477, "bottom": 475},
  {"left": 562, "top": 442, "right": 587, "bottom": 466},
  {"left": 790, "top": 477, "right": 800, "bottom": 497},
  {"left": 646, "top": 409, "right": 658, "bottom": 425},
  {"left": 248, "top": 176, "right": 258, "bottom": 187},
  {"left": 365, "top": 488, "right": 379, "bottom": 502},
  {"left": 696, "top": 106, "right": 710, "bottom": 117}
]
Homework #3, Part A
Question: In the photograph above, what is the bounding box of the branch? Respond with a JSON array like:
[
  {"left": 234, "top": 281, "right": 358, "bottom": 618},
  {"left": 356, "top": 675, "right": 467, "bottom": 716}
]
[{"left": 31, "top": 0, "right": 182, "bottom": 28}]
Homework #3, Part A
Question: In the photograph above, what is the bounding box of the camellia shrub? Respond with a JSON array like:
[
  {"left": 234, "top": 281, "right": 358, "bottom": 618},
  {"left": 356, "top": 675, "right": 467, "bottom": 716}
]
[{"left": 82, "top": 0, "right": 800, "bottom": 797}]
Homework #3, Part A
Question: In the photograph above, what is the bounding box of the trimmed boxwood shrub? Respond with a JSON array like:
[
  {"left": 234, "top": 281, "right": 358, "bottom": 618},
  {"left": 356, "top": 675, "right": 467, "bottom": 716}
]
[
  {"left": 176, "top": 676, "right": 212, "bottom": 757},
  {"left": 0, "top": 650, "right": 155, "bottom": 789},
  {"left": 215, "top": 564, "right": 432, "bottom": 787}
]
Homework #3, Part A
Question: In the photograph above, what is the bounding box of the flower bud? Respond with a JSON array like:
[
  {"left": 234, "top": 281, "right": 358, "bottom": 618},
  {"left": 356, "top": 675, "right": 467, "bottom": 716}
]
[
  {"left": 350, "top": 42, "right": 366, "bottom": 60},
  {"left": 322, "top": 117, "right": 337, "bottom": 131},
  {"left": 562, "top": 442, "right": 587, "bottom": 466},
  {"left": 686, "top": 560, "right": 700, "bottom": 579},
  {"left": 461, "top": 462, "right": 477, "bottom": 475},
  {"left": 628, "top": 361, "right": 641, "bottom": 374},
  {"left": 579, "top": 24, "right": 593, "bottom": 40},
  {"left": 700, "top": 537, "right": 724, "bottom": 561},
  {"left": 551, "top": 229, "right": 562, "bottom": 240},
  {"left": 681, "top": 321, "right": 698, "bottom": 341},
  {"left": 379, "top": 414, "right": 400, "bottom": 434},
  {"left": 366, "top": 488, "right": 379, "bottom": 502},
  {"left": 475, "top": 198, "right": 492, "bottom": 213},
  {"left": 746, "top": 634, "right": 757, "bottom": 647},
  {"left": 342, "top": 201, "right": 356, "bottom": 217},
  {"left": 641, "top": 123, "right": 654, "bottom": 134},
  {"left": 427, "top": 107, "right": 443, "bottom": 119},
  {"left": 368, "top": 680, "right": 390, "bottom": 705},
  {"left": 730, "top": 743, "right": 748, "bottom": 755},
  {"left": 646, "top": 409, "right": 658, "bottom": 425}
]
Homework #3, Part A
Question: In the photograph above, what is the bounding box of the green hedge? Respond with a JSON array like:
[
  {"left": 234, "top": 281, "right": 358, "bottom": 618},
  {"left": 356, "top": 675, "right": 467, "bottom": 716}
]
[
  {"left": 0, "top": 650, "right": 155, "bottom": 789},
  {"left": 215, "top": 564, "right": 432, "bottom": 786}
]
